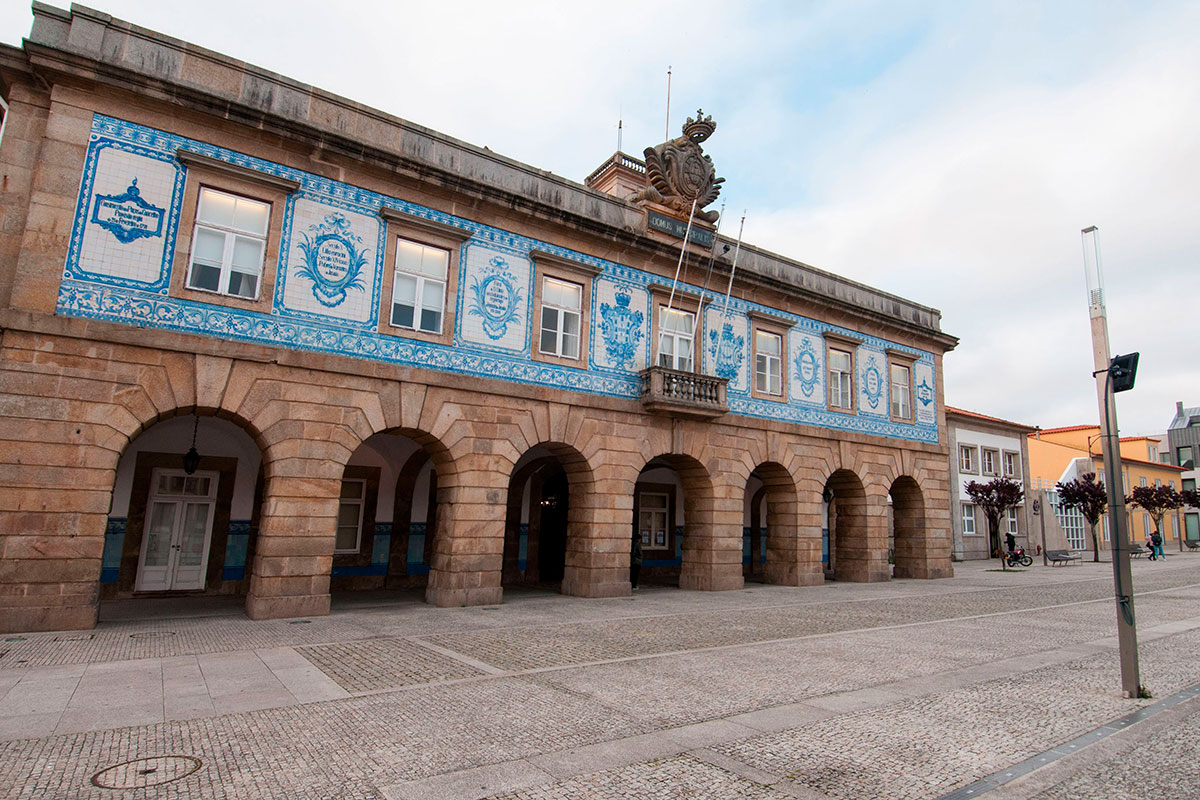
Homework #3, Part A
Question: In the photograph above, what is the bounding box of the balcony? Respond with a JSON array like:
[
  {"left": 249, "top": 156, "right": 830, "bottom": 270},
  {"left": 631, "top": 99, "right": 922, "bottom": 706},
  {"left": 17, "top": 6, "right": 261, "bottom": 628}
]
[{"left": 640, "top": 366, "right": 729, "bottom": 419}]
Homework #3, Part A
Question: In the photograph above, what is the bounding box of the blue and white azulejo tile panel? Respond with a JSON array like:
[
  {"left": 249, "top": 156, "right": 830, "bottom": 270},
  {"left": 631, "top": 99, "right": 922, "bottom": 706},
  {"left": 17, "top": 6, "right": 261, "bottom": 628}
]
[
  {"left": 70, "top": 139, "right": 182, "bottom": 292},
  {"left": 914, "top": 360, "right": 937, "bottom": 426},
  {"left": 856, "top": 344, "right": 889, "bottom": 419},
  {"left": 788, "top": 330, "right": 825, "bottom": 407},
  {"left": 592, "top": 278, "right": 649, "bottom": 372},
  {"left": 458, "top": 242, "right": 530, "bottom": 352},
  {"left": 275, "top": 196, "right": 383, "bottom": 328},
  {"left": 703, "top": 306, "right": 748, "bottom": 393},
  {"left": 55, "top": 114, "right": 941, "bottom": 444}
]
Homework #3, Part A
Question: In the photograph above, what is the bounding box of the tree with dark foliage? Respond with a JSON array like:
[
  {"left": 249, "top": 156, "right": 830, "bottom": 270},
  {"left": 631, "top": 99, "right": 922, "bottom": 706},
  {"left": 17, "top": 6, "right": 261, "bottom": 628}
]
[
  {"left": 1056, "top": 473, "right": 1108, "bottom": 562},
  {"left": 1127, "top": 484, "right": 1183, "bottom": 552},
  {"left": 965, "top": 478, "right": 1025, "bottom": 567}
]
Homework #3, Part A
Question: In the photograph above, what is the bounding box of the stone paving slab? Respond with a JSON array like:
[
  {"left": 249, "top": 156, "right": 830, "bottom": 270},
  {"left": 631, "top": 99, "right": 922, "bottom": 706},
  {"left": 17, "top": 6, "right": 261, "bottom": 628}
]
[
  {"left": 1, "top": 560, "right": 1200, "bottom": 799},
  {"left": 296, "top": 638, "right": 486, "bottom": 693}
]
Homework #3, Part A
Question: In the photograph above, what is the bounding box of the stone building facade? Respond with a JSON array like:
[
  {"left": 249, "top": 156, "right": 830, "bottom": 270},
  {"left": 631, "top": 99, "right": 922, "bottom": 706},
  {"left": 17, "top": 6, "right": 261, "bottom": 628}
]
[
  {"left": 945, "top": 407, "right": 1035, "bottom": 561},
  {"left": 0, "top": 5, "right": 957, "bottom": 633}
]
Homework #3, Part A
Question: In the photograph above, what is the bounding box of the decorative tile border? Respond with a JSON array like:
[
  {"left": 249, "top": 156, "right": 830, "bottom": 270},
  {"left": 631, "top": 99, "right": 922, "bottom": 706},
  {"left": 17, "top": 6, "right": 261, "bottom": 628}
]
[{"left": 56, "top": 114, "right": 941, "bottom": 445}]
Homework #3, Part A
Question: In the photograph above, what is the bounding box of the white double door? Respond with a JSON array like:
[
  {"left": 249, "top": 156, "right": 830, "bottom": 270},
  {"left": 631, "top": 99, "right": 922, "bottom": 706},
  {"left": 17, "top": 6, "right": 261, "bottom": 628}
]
[{"left": 135, "top": 469, "right": 218, "bottom": 592}]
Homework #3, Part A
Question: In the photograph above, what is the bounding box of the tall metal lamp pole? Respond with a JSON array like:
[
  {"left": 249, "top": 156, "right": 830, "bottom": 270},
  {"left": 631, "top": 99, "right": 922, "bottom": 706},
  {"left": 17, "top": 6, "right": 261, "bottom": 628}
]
[{"left": 1081, "top": 225, "right": 1140, "bottom": 698}]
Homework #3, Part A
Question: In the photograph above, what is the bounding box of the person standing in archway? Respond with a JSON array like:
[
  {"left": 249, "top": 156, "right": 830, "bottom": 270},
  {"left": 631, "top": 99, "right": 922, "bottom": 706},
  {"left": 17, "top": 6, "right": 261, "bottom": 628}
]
[{"left": 631, "top": 533, "right": 643, "bottom": 590}]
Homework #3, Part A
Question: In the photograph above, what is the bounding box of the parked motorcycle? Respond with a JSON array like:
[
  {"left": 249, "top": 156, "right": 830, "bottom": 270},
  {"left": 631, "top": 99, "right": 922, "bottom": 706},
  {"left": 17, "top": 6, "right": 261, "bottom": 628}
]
[{"left": 1005, "top": 546, "right": 1033, "bottom": 567}]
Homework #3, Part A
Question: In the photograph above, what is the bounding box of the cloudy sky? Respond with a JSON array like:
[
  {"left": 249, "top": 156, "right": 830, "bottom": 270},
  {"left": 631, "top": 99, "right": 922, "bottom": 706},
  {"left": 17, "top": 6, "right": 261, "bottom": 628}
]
[{"left": 2, "top": 1, "right": 1196, "bottom": 437}]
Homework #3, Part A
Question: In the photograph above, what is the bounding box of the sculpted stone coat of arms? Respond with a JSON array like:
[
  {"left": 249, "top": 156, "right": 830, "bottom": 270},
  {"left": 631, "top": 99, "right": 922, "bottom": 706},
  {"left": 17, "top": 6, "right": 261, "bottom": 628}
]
[{"left": 633, "top": 109, "right": 724, "bottom": 223}]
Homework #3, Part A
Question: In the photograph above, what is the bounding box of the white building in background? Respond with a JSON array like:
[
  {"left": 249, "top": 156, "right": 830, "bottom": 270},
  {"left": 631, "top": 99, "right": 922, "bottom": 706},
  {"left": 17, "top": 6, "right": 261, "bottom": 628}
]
[{"left": 946, "top": 408, "right": 1036, "bottom": 561}]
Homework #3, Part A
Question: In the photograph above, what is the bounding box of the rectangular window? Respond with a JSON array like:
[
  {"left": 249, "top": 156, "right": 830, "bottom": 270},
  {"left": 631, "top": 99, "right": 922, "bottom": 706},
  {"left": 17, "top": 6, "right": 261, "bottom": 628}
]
[
  {"left": 959, "top": 445, "right": 976, "bottom": 473},
  {"left": 890, "top": 364, "right": 911, "bottom": 419},
  {"left": 1186, "top": 512, "right": 1199, "bottom": 541},
  {"left": 1003, "top": 452, "right": 1018, "bottom": 478},
  {"left": 1184, "top": 478, "right": 1196, "bottom": 493},
  {"left": 754, "top": 331, "right": 783, "bottom": 396},
  {"left": 1055, "top": 496, "right": 1087, "bottom": 551},
  {"left": 962, "top": 503, "right": 976, "bottom": 535},
  {"left": 335, "top": 479, "right": 365, "bottom": 553},
  {"left": 539, "top": 277, "right": 582, "bottom": 359},
  {"left": 1140, "top": 476, "right": 1148, "bottom": 488},
  {"left": 1179, "top": 446, "right": 1194, "bottom": 466},
  {"left": 638, "top": 492, "right": 670, "bottom": 550},
  {"left": 829, "top": 349, "right": 853, "bottom": 409},
  {"left": 1143, "top": 515, "right": 1151, "bottom": 537},
  {"left": 391, "top": 238, "right": 449, "bottom": 334},
  {"left": 1007, "top": 507, "right": 1019, "bottom": 535},
  {"left": 982, "top": 449, "right": 998, "bottom": 476},
  {"left": 186, "top": 187, "right": 269, "bottom": 299},
  {"left": 658, "top": 308, "right": 695, "bottom": 372}
]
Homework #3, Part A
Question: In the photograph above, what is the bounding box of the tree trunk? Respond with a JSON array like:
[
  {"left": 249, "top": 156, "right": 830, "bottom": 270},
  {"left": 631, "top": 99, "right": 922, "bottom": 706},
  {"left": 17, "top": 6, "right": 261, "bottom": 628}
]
[{"left": 1090, "top": 524, "right": 1099, "bottom": 562}]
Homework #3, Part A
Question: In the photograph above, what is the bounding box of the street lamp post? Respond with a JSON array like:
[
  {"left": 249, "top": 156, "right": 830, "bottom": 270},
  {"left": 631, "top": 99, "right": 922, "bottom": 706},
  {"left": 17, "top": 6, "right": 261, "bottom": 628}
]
[{"left": 1081, "top": 225, "right": 1141, "bottom": 698}]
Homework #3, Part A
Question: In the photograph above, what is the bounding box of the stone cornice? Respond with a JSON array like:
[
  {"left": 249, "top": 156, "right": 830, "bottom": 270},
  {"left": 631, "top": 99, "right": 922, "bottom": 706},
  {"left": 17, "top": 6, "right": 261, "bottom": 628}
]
[{"left": 20, "top": 2, "right": 957, "bottom": 353}]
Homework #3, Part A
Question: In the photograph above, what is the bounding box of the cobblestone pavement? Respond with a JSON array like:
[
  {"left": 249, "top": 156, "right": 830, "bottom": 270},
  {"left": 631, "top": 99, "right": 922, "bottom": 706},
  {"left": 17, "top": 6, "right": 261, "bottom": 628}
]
[{"left": 1, "top": 559, "right": 1199, "bottom": 799}]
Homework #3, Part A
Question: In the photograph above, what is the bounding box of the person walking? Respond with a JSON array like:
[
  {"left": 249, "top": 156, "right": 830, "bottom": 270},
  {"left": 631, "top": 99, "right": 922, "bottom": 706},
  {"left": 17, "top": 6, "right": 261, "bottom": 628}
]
[
  {"left": 1146, "top": 536, "right": 1158, "bottom": 561},
  {"left": 630, "top": 533, "right": 643, "bottom": 589},
  {"left": 1152, "top": 531, "right": 1165, "bottom": 560}
]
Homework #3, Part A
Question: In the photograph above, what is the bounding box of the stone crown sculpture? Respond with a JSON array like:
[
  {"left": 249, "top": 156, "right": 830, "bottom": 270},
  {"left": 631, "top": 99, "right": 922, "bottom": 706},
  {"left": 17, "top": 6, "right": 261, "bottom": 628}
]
[{"left": 632, "top": 109, "right": 725, "bottom": 224}]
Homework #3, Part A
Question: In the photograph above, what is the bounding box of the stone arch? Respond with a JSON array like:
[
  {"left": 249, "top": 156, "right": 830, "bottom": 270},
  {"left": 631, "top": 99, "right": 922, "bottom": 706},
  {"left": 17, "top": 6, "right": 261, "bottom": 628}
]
[
  {"left": 823, "top": 467, "right": 888, "bottom": 582},
  {"left": 745, "top": 460, "right": 814, "bottom": 586},
  {"left": 100, "top": 405, "right": 267, "bottom": 616},
  {"left": 328, "top": 426, "right": 456, "bottom": 597},
  {"left": 890, "top": 475, "right": 926, "bottom": 578},
  {"left": 503, "top": 441, "right": 597, "bottom": 594},
  {"left": 634, "top": 451, "right": 738, "bottom": 591}
]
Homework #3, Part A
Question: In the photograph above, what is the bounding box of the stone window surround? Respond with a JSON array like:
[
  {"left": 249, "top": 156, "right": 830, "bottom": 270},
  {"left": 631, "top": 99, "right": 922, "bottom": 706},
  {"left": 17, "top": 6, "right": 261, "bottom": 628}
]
[
  {"left": 530, "top": 250, "right": 600, "bottom": 369},
  {"left": 959, "top": 444, "right": 978, "bottom": 474},
  {"left": 962, "top": 502, "right": 977, "bottom": 535},
  {"left": 824, "top": 331, "right": 862, "bottom": 414},
  {"left": 981, "top": 447, "right": 999, "bottom": 477},
  {"left": 1002, "top": 450, "right": 1020, "bottom": 479},
  {"left": 749, "top": 310, "right": 790, "bottom": 402},
  {"left": 377, "top": 207, "right": 471, "bottom": 346},
  {"left": 172, "top": 150, "right": 299, "bottom": 314},
  {"left": 648, "top": 284, "right": 711, "bottom": 372},
  {"left": 885, "top": 347, "right": 915, "bottom": 423}
]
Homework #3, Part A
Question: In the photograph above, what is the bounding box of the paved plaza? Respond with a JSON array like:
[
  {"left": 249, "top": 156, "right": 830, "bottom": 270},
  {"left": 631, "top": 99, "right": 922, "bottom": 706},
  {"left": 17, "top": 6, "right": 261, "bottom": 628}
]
[{"left": 2, "top": 557, "right": 1200, "bottom": 799}]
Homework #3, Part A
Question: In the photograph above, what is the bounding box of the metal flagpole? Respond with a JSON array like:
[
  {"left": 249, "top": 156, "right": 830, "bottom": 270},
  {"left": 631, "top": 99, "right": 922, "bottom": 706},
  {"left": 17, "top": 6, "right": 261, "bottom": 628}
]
[
  {"left": 665, "top": 66, "right": 672, "bottom": 142},
  {"left": 700, "top": 203, "right": 727, "bottom": 297},
  {"left": 664, "top": 198, "right": 698, "bottom": 317},
  {"left": 720, "top": 212, "right": 747, "bottom": 323}
]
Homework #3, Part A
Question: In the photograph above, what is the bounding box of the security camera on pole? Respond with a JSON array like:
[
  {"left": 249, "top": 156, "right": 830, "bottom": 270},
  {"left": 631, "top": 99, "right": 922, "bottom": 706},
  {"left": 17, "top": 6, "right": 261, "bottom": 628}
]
[{"left": 1081, "top": 225, "right": 1143, "bottom": 698}]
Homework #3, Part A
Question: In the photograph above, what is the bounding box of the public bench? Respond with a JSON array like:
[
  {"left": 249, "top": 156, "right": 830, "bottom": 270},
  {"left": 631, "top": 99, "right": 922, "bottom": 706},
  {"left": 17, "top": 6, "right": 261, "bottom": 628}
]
[
  {"left": 1046, "top": 549, "right": 1082, "bottom": 565},
  {"left": 1128, "top": 544, "right": 1148, "bottom": 558},
  {"left": 1185, "top": 540, "right": 1200, "bottom": 552}
]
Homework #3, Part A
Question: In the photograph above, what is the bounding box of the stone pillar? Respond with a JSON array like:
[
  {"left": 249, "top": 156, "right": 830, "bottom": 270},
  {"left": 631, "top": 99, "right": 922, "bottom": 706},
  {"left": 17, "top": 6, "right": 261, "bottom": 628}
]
[
  {"left": 679, "top": 478, "right": 743, "bottom": 591},
  {"left": 763, "top": 480, "right": 823, "bottom": 587},
  {"left": 561, "top": 466, "right": 635, "bottom": 598},
  {"left": 245, "top": 454, "right": 340, "bottom": 620},
  {"left": 833, "top": 487, "right": 892, "bottom": 583},
  {"left": 424, "top": 453, "right": 506, "bottom": 607}
]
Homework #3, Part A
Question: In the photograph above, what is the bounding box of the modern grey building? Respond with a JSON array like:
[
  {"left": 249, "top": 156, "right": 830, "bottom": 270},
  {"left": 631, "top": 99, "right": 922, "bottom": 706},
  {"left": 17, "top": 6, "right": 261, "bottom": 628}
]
[{"left": 1166, "top": 401, "right": 1200, "bottom": 541}]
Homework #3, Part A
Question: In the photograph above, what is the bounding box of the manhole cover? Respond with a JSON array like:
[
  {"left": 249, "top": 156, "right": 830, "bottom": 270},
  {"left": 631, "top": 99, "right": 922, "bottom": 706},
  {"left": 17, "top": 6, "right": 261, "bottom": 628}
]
[
  {"left": 288, "top": 619, "right": 312, "bottom": 625},
  {"left": 53, "top": 634, "right": 94, "bottom": 642},
  {"left": 4, "top": 636, "right": 26, "bottom": 642},
  {"left": 91, "top": 755, "right": 201, "bottom": 789},
  {"left": 129, "top": 631, "right": 177, "bottom": 639}
]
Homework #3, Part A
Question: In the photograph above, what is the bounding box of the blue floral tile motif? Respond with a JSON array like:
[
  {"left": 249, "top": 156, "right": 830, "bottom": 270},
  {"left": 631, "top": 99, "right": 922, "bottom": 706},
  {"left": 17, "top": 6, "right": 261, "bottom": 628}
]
[
  {"left": 295, "top": 212, "right": 370, "bottom": 308},
  {"left": 860, "top": 353, "right": 886, "bottom": 412},
  {"left": 91, "top": 178, "right": 165, "bottom": 244},
  {"left": 57, "top": 114, "right": 943, "bottom": 445},
  {"left": 793, "top": 337, "right": 822, "bottom": 399},
  {"left": 598, "top": 285, "right": 644, "bottom": 369},
  {"left": 469, "top": 255, "right": 524, "bottom": 340},
  {"left": 708, "top": 322, "right": 745, "bottom": 381}
]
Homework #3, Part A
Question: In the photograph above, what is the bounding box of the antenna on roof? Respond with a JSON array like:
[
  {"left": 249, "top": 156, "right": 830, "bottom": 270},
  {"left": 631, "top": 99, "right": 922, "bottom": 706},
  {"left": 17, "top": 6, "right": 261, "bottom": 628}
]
[
  {"left": 618, "top": 118, "right": 622, "bottom": 153},
  {"left": 665, "top": 66, "right": 672, "bottom": 141}
]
